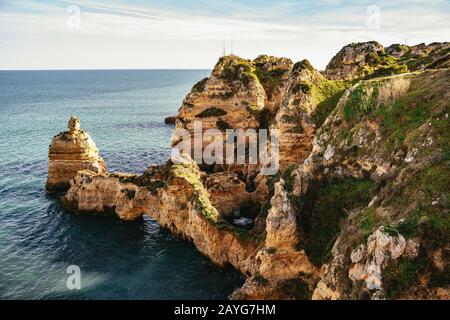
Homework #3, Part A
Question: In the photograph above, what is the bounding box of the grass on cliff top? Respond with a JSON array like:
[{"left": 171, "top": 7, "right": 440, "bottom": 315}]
[
  {"left": 285, "top": 77, "right": 348, "bottom": 129},
  {"left": 358, "top": 52, "right": 409, "bottom": 79},
  {"left": 253, "top": 54, "right": 291, "bottom": 99},
  {"left": 381, "top": 71, "right": 448, "bottom": 155},
  {"left": 295, "top": 178, "right": 375, "bottom": 266},
  {"left": 339, "top": 71, "right": 450, "bottom": 156},
  {"left": 217, "top": 55, "right": 259, "bottom": 88},
  {"left": 218, "top": 54, "right": 290, "bottom": 100},
  {"left": 398, "top": 45, "right": 449, "bottom": 70}
]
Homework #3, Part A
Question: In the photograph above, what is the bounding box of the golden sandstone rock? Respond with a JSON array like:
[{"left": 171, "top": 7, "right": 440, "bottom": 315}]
[
  {"left": 53, "top": 42, "right": 450, "bottom": 300},
  {"left": 46, "top": 116, "right": 107, "bottom": 192}
]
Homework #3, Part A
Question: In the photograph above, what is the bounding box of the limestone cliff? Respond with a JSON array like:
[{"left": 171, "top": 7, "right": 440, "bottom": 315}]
[
  {"left": 290, "top": 69, "right": 450, "bottom": 300},
  {"left": 61, "top": 160, "right": 258, "bottom": 273},
  {"left": 176, "top": 55, "right": 266, "bottom": 135},
  {"left": 46, "top": 116, "right": 107, "bottom": 192},
  {"left": 53, "top": 41, "right": 449, "bottom": 300},
  {"left": 324, "top": 41, "right": 450, "bottom": 81}
]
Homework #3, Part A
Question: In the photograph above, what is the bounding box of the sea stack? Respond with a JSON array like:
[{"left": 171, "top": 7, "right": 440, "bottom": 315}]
[{"left": 46, "top": 116, "right": 107, "bottom": 192}]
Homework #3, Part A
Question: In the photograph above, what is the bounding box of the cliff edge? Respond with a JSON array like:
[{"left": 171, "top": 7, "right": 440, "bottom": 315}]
[{"left": 50, "top": 41, "right": 449, "bottom": 300}]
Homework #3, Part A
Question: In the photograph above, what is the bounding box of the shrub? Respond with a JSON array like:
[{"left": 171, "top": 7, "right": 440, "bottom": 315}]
[
  {"left": 192, "top": 77, "right": 208, "bottom": 93},
  {"left": 281, "top": 164, "right": 296, "bottom": 193},
  {"left": 377, "top": 78, "right": 410, "bottom": 106},
  {"left": 216, "top": 119, "right": 231, "bottom": 130},
  {"left": 383, "top": 259, "right": 420, "bottom": 298},
  {"left": 218, "top": 56, "right": 258, "bottom": 87},
  {"left": 253, "top": 274, "right": 269, "bottom": 286},
  {"left": 358, "top": 208, "right": 376, "bottom": 233},
  {"left": 246, "top": 105, "right": 272, "bottom": 129},
  {"left": 293, "top": 81, "right": 312, "bottom": 94},
  {"left": 171, "top": 163, "right": 219, "bottom": 222},
  {"left": 312, "top": 79, "right": 348, "bottom": 126},
  {"left": 254, "top": 67, "right": 284, "bottom": 99},
  {"left": 196, "top": 107, "right": 227, "bottom": 118},
  {"left": 276, "top": 278, "right": 310, "bottom": 299},
  {"left": 343, "top": 84, "right": 378, "bottom": 124},
  {"left": 298, "top": 178, "right": 375, "bottom": 265}
]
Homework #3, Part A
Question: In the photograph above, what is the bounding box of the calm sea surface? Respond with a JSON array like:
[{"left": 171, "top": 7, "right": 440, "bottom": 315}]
[{"left": 0, "top": 70, "right": 244, "bottom": 299}]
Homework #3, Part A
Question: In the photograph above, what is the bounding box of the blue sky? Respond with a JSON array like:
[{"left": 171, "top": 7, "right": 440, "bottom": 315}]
[{"left": 1, "top": 0, "right": 449, "bottom": 69}]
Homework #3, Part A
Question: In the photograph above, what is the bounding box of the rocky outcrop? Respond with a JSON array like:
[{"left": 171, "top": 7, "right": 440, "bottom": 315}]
[
  {"left": 61, "top": 161, "right": 258, "bottom": 273},
  {"left": 233, "top": 180, "right": 319, "bottom": 299},
  {"left": 164, "top": 116, "right": 177, "bottom": 124},
  {"left": 386, "top": 42, "right": 450, "bottom": 70},
  {"left": 252, "top": 55, "right": 293, "bottom": 114},
  {"left": 176, "top": 55, "right": 266, "bottom": 136},
  {"left": 324, "top": 41, "right": 449, "bottom": 81},
  {"left": 46, "top": 116, "right": 107, "bottom": 192},
  {"left": 296, "top": 69, "right": 450, "bottom": 300},
  {"left": 55, "top": 42, "right": 450, "bottom": 300},
  {"left": 347, "top": 228, "right": 419, "bottom": 293},
  {"left": 325, "top": 41, "right": 385, "bottom": 80},
  {"left": 274, "top": 60, "right": 347, "bottom": 166}
]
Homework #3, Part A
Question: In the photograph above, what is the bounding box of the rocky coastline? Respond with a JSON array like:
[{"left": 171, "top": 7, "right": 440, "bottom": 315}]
[{"left": 48, "top": 41, "right": 449, "bottom": 300}]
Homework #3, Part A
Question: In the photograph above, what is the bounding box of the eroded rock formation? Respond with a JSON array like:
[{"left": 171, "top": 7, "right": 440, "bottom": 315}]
[
  {"left": 324, "top": 41, "right": 450, "bottom": 81},
  {"left": 46, "top": 116, "right": 107, "bottom": 192},
  {"left": 61, "top": 161, "right": 258, "bottom": 272},
  {"left": 52, "top": 41, "right": 450, "bottom": 300}
]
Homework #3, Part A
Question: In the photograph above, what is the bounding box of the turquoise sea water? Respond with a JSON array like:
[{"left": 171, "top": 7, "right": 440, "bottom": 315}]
[{"left": 0, "top": 70, "right": 244, "bottom": 299}]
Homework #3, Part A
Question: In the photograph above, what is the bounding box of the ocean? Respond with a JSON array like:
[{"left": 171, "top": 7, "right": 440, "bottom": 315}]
[{"left": 0, "top": 70, "right": 244, "bottom": 299}]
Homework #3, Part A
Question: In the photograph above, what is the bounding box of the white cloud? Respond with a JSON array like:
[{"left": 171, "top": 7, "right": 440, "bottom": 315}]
[{"left": 0, "top": 0, "right": 448, "bottom": 69}]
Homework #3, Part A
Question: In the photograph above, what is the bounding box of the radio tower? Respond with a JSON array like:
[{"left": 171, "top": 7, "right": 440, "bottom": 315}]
[{"left": 222, "top": 39, "right": 226, "bottom": 57}]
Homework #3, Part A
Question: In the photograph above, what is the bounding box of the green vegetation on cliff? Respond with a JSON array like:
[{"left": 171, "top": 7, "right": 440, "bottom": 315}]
[
  {"left": 171, "top": 163, "right": 219, "bottom": 222},
  {"left": 311, "top": 79, "right": 349, "bottom": 126},
  {"left": 253, "top": 54, "right": 291, "bottom": 99},
  {"left": 246, "top": 104, "right": 271, "bottom": 129},
  {"left": 110, "top": 172, "right": 166, "bottom": 195},
  {"left": 192, "top": 77, "right": 208, "bottom": 93},
  {"left": 217, "top": 55, "right": 259, "bottom": 88},
  {"left": 295, "top": 178, "right": 375, "bottom": 265},
  {"left": 196, "top": 107, "right": 227, "bottom": 118}
]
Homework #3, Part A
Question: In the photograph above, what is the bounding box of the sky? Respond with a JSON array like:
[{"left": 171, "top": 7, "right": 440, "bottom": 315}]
[{"left": 0, "top": 0, "right": 449, "bottom": 70}]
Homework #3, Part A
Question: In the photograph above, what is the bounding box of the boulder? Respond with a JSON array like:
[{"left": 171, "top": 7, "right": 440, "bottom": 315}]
[{"left": 45, "top": 116, "right": 107, "bottom": 192}]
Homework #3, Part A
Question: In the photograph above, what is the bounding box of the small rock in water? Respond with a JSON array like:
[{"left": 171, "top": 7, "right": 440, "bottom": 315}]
[
  {"left": 233, "top": 209, "right": 241, "bottom": 218},
  {"left": 164, "top": 116, "right": 177, "bottom": 124}
]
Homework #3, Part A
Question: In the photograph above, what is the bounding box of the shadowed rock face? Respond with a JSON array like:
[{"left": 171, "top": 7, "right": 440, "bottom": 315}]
[{"left": 45, "top": 116, "right": 107, "bottom": 192}]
